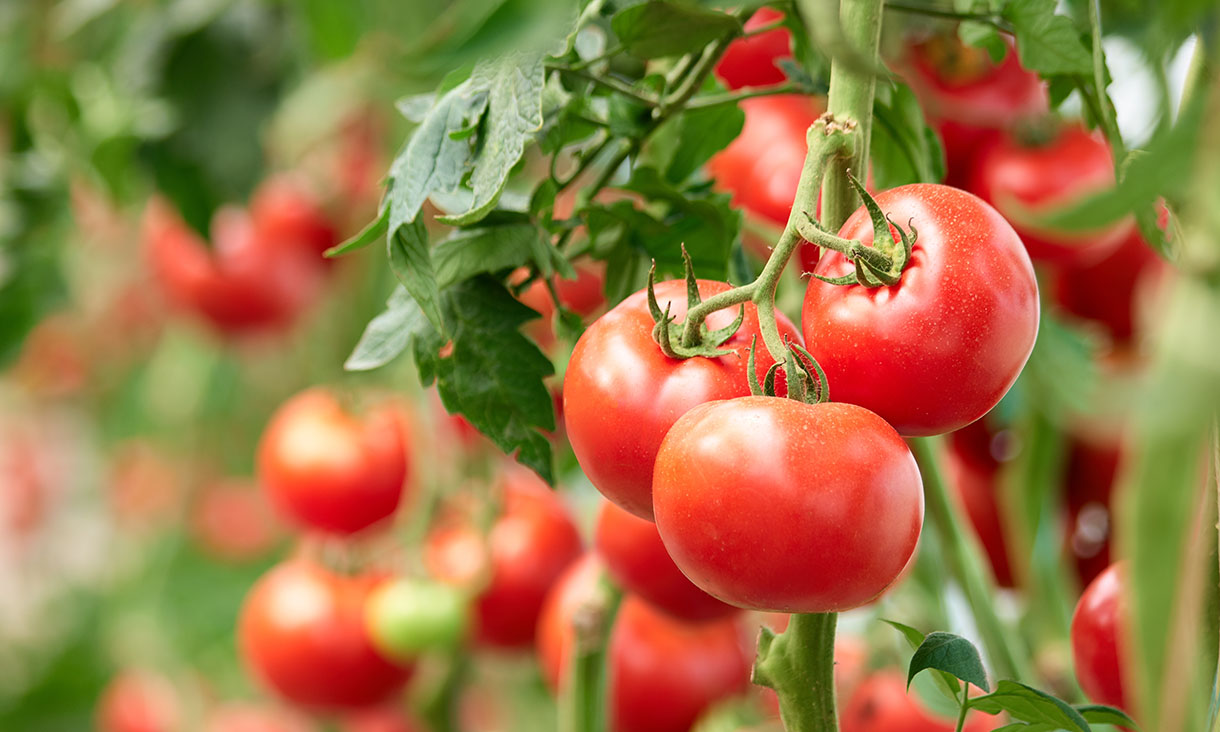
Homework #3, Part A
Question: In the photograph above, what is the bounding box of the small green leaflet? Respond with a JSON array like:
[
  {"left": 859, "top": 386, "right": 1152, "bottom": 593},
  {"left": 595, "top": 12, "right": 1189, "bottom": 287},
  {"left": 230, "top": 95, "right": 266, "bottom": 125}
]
[
  {"left": 881, "top": 620, "right": 965, "bottom": 704},
  {"left": 1002, "top": 0, "right": 1092, "bottom": 76},
  {"left": 665, "top": 102, "right": 745, "bottom": 184},
  {"left": 1076, "top": 704, "right": 1137, "bottom": 728},
  {"left": 344, "top": 286, "right": 427, "bottom": 372},
  {"left": 970, "top": 681, "right": 1092, "bottom": 731},
  {"left": 908, "top": 632, "right": 990, "bottom": 693},
  {"left": 611, "top": 1, "right": 741, "bottom": 59},
  {"left": 388, "top": 218, "right": 444, "bottom": 333}
]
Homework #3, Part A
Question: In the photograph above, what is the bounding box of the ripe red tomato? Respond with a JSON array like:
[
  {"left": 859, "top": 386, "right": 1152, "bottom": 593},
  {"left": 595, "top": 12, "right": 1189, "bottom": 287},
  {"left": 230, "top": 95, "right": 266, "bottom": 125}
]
[
  {"left": 564, "top": 278, "right": 801, "bottom": 520},
  {"left": 143, "top": 198, "right": 323, "bottom": 335},
  {"left": 537, "top": 556, "right": 751, "bottom": 732},
  {"left": 202, "top": 704, "right": 317, "bottom": 732},
  {"left": 1054, "top": 226, "right": 1167, "bottom": 348},
  {"left": 594, "top": 500, "right": 738, "bottom": 623},
  {"left": 250, "top": 175, "right": 338, "bottom": 261},
  {"left": 653, "top": 397, "right": 923, "bottom": 612},
  {"left": 715, "top": 8, "right": 792, "bottom": 90},
  {"left": 902, "top": 34, "right": 1047, "bottom": 187},
  {"left": 516, "top": 261, "right": 607, "bottom": 350},
  {"left": 257, "top": 389, "right": 410, "bottom": 535},
  {"left": 1064, "top": 439, "right": 1121, "bottom": 586},
  {"left": 968, "top": 123, "right": 1132, "bottom": 265},
  {"left": 802, "top": 183, "right": 1039, "bottom": 436},
  {"left": 425, "top": 466, "right": 583, "bottom": 648},
  {"left": 944, "top": 427, "right": 1015, "bottom": 588},
  {"left": 841, "top": 672, "right": 995, "bottom": 732},
  {"left": 189, "top": 478, "right": 282, "bottom": 562},
  {"left": 96, "top": 671, "right": 179, "bottom": 732},
  {"left": 1070, "top": 562, "right": 1128, "bottom": 710},
  {"left": 239, "top": 560, "right": 413, "bottom": 711}
]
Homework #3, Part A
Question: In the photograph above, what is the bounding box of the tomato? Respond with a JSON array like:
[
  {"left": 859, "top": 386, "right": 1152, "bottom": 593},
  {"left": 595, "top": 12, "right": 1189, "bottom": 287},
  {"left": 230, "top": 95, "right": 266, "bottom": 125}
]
[
  {"left": 425, "top": 466, "right": 583, "bottom": 648},
  {"left": 257, "top": 389, "right": 410, "bottom": 535},
  {"left": 1070, "top": 562, "right": 1128, "bottom": 710},
  {"left": 841, "top": 672, "right": 995, "bottom": 732},
  {"left": 516, "top": 261, "right": 607, "bottom": 350},
  {"left": 96, "top": 671, "right": 179, "bottom": 732},
  {"left": 365, "top": 577, "right": 469, "bottom": 660},
  {"left": 202, "top": 704, "right": 317, "bottom": 732},
  {"left": 715, "top": 8, "right": 792, "bottom": 90},
  {"left": 653, "top": 397, "right": 922, "bottom": 612},
  {"left": 339, "top": 708, "right": 422, "bottom": 732},
  {"left": 537, "top": 556, "right": 751, "bottom": 732},
  {"left": 902, "top": 34, "right": 1047, "bottom": 187},
  {"left": 238, "top": 560, "right": 414, "bottom": 711},
  {"left": 944, "top": 426, "right": 1015, "bottom": 588},
  {"left": 1054, "top": 226, "right": 1167, "bottom": 348},
  {"left": 594, "top": 500, "right": 738, "bottom": 623},
  {"left": 189, "top": 478, "right": 282, "bottom": 562},
  {"left": 1064, "top": 440, "right": 1121, "bottom": 587},
  {"left": 968, "top": 123, "right": 1132, "bottom": 265},
  {"left": 564, "top": 278, "right": 801, "bottom": 519},
  {"left": 143, "top": 198, "right": 323, "bottom": 335},
  {"left": 108, "top": 440, "right": 184, "bottom": 529},
  {"left": 250, "top": 176, "right": 338, "bottom": 261},
  {"left": 802, "top": 183, "right": 1039, "bottom": 436}
]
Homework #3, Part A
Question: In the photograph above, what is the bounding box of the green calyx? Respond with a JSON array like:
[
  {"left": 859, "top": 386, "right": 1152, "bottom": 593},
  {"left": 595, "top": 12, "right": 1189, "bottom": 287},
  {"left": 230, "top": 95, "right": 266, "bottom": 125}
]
[
  {"left": 798, "top": 172, "right": 918, "bottom": 288},
  {"left": 746, "top": 336, "right": 831, "bottom": 405},
  {"left": 648, "top": 249, "right": 746, "bottom": 359}
]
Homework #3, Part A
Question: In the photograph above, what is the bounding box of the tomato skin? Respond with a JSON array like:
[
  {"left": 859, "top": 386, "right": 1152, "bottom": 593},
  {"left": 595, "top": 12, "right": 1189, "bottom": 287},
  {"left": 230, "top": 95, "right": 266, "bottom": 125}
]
[
  {"left": 902, "top": 35, "right": 1047, "bottom": 187},
  {"left": 715, "top": 8, "right": 791, "bottom": 90},
  {"left": 425, "top": 466, "right": 583, "bottom": 649},
  {"left": 190, "top": 478, "right": 282, "bottom": 562},
  {"left": 143, "top": 199, "right": 322, "bottom": 335},
  {"left": 802, "top": 183, "right": 1039, "bottom": 436},
  {"left": 968, "top": 124, "right": 1132, "bottom": 265},
  {"left": 96, "top": 671, "right": 179, "bottom": 732},
  {"left": 257, "top": 389, "right": 410, "bottom": 535},
  {"left": 365, "top": 578, "right": 469, "bottom": 659},
  {"left": 653, "top": 397, "right": 923, "bottom": 612},
  {"left": 564, "top": 279, "right": 801, "bottom": 520},
  {"left": 250, "top": 176, "right": 338, "bottom": 261},
  {"left": 594, "top": 501, "right": 738, "bottom": 623},
  {"left": 239, "top": 560, "right": 413, "bottom": 711},
  {"left": 536, "top": 556, "right": 751, "bottom": 732},
  {"left": 1071, "top": 562, "right": 1128, "bottom": 710},
  {"left": 1054, "top": 227, "right": 1167, "bottom": 348},
  {"left": 841, "top": 672, "right": 995, "bottom": 732}
]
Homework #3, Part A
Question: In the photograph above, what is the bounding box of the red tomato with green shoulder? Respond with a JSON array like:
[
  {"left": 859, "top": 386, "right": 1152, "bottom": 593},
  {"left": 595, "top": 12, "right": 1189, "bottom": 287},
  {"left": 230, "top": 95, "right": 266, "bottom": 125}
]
[
  {"left": 257, "top": 389, "right": 411, "bottom": 535},
  {"left": 902, "top": 34, "right": 1047, "bottom": 186},
  {"left": 802, "top": 183, "right": 1039, "bottom": 436},
  {"left": 425, "top": 466, "right": 583, "bottom": 649},
  {"left": 536, "top": 556, "right": 751, "bottom": 732},
  {"left": 653, "top": 397, "right": 923, "bottom": 612},
  {"left": 564, "top": 278, "right": 801, "bottom": 520},
  {"left": 238, "top": 560, "right": 414, "bottom": 711},
  {"left": 715, "top": 8, "right": 792, "bottom": 90},
  {"left": 968, "top": 123, "right": 1132, "bottom": 265},
  {"left": 841, "top": 672, "right": 996, "bottom": 732},
  {"left": 594, "top": 500, "right": 738, "bottom": 623},
  {"left": 96, "top": 671, "right": 179, "bottom": 732},
  {"left": 1071, "top": 562, "right": 1129, "bottom": 711}
]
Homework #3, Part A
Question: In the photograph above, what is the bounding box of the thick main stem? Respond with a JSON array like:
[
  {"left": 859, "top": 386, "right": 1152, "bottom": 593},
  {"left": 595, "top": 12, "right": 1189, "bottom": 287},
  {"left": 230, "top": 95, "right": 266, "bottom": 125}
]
[
  {"left": 814, "top": 0, "right": 884, "bottom": 231},
  {"left": 754, "top": 613, "right": 839, "bottom": 732},
  {"left": 911, "top": 436, "right": 1033, "bottom": 682}
]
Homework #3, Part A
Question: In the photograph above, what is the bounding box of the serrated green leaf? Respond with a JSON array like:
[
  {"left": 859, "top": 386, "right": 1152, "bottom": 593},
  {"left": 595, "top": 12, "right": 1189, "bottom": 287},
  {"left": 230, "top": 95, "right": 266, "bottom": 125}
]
[
  {"left": 412, "top": 277, "right": 556, "bottom": 483},
  {"left": 432, "top": 224, "right": 544, "bottom": 289},
  {"left": 344, "top": 287, "right": 426, "bottom": 372},
  {"left": 611, "top": 1, "right": 741, "bottom": 59},
  {"left": 970, "top": 680, "right": 1091, "bottom": 731},
  {"left": 617, "top": 166, "right": 737, "bottom": 278},
  {"left": 326, "top": 206, "right": 388, "bottom": 258},
  {"left": 1003, "top": 0, "right": 1092, "bottom": 76},
  {"left": 1076, "top": 704, "right": 1138, "bottom": 728},
  {"left": 436, "top": 52, "right": 546, "bottom": 226},
  {"left": 388, "top": 218, "right": 444, "bottom": 333},
  {"left": 665, "top": 102, "right": 744, "bottom": 183},
  {"left": 908, "top": 632, "right": 990, "bottom": 693}
]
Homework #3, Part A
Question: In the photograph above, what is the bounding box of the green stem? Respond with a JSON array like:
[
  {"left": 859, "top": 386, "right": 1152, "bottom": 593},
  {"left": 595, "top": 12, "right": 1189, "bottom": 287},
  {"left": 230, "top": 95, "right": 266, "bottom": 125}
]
[
  {"left": 955, "top": 685, "right": 971, "bottom": 732},
  {"left": 814, "top": 0, "right": 884, "bottom": 231},
  {"left": 1086, "top": 0, "right": 1128, "bottom": 165},
  {"left": 685, "top": 82, "right": 805, "bottom": 110},
  {"left": 910, "top": 436, "right": 1033, "bottom": 682},
  {"left": 884, "top": 1, "right": 1008, "bottom": 28},
  {"left": 753, "top": 613, "right": 839, "bottom": 732},
  {"left": 561, "top": 573, "right": 624, "bottom": 732},
  {"left": 550, "top": 66, "right": 658, "bottom": 107}
]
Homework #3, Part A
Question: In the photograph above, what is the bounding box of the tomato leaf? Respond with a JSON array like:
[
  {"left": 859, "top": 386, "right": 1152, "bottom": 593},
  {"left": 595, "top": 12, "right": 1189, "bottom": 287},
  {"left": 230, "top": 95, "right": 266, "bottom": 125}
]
[
  {"left": 1076, "top": 704, "right": 1137, "bottom": 727},
  {"left": 870, "top": 81, "right": 945, "bottom": 189},
  {"left": 412, "top": 277, "right": 556, "bottom": 483},
  {"left": 969, "top": 680, "right": 1092, "bottom": 731},
  {"left": 388, "top": 218, "right": 445, "bottom": 334},
  {"left": 908, "top": 632, "right": 990, "bottom": 693},
  {"left": 344, "top": 287, "right": 428, "bottom": 372},
  {"left": 436, "top": 52, "right": 546, "bottom": 226},
  {"left": 611, "top": 1, "right": 741, "bottom": 59},
  {"left": 882, "top": 620, "right": 964, "bottom": 704},
  {"left": 1002, "top": 0, "right": 1092, "bottom": 76},
  {"left": 326, "top": 206, "right": 389, "bottom": 258},
  {"left": 664, "top": 102, "right": 745, "bottom": 184},
  {"left": 432, "top": 223, "right": 546, "bottom": 289},
  {"left": 616, "top": 166, "right": 737, "bottom": 279},
  {"left": 881, "top": 619, "right": 927, "bottom": 650}
]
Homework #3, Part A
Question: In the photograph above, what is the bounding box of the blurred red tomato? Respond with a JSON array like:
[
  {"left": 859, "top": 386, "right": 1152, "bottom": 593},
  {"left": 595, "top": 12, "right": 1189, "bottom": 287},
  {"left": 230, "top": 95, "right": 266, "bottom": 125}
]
[
  {"left": 841, "top": 672, "right": 995, "bottom": 732},
  {"left": 12, "top": 314, "right": 90, "bottom": 397},
  {"left": 257, "top": 389, "right": 411, "bottom": 535},
  {"left": 537, "top": 556, "right": 751, "bottom": 732},
  {"left": 426, "top": 465, "right": 583, "bottom": 648},
  {"left": 944, "top": 426, "right": 1016, "bottom": 588},
  {"left": 1071, "top": 562, "right": 1129, "bottom": 710},
  {"left": 239, "top": 560, "right": 414, "bottom": 711},
  {"left": 516, "top": 261, "right": 607, "bottom": 350},
  {"left": 190, "top": 478, "right": 282, "bottom": 562},
  {"left": 202, "top": 703, "right": 317, "bottom": 732},
  {"left": 96, "top": 671, "right": 179, "bottom": 732},
  {"left": 108, "top": 440, "right": 184, "bottom": 529},
  {"left": 594, "top": 500, "right": 738, "bottom": 623},
  {"left": 339, "top": 707, "right": 421, "bottom": 732},
  {"left": 715, "top": 8, "right": 792, "bottom": 90},
  {"left": 1063, "top": 439, "right": 1121, "bottom": 587},
  {"left": 250, "top": 176, "right": 338, "bottom": 261},
  {"left": 902, "top": 34, "right": 1047, "bottom": 186}
]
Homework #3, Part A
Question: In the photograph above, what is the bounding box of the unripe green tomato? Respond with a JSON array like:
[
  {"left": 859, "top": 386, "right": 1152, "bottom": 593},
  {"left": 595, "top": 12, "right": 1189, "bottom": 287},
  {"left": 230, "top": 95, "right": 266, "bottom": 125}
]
[{"left": 365, "top": 578, "right": 469, "bottom": 661}]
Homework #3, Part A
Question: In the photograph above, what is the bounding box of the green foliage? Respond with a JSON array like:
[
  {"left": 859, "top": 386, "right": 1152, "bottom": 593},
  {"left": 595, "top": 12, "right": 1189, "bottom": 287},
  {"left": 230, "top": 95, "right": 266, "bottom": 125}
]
[
  {"left": 611, "top": 1, "right": 742, "bottom": 59},
  {"left": 870, "top": 82, "right": 945, "bottom": 189},
  {"left": 1002, "top": 0, "right": 1094, "bottom": 76},
  {"left": 907, "top": 632, "right": 991, "bottom": 693}
]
